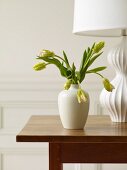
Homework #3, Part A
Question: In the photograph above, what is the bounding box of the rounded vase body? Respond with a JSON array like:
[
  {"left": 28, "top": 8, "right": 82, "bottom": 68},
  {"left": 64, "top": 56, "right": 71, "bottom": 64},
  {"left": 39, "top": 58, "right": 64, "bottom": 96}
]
[{"left": 58, "top": 84, "right": 89, "bottom": 129}]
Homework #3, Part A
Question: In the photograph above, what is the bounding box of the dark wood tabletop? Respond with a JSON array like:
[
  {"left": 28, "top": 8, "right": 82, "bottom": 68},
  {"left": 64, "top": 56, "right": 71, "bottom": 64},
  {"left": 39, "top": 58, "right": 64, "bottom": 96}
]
[
  {"left": 16, "top": 115, "right": 127, "bottom": 167},
  {"left": 16, "top": 115, "right": 127, "bottom": 143}
]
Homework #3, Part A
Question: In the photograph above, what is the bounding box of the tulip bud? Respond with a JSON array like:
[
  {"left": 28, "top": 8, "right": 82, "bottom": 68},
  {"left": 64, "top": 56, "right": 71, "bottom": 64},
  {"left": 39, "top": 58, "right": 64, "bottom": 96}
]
[
  {"left": 33, "top": 62, "right": 47, "bottom": 71},
  {"left": 93, "top": 41, "right": 105, "bottom": 53},
  {"left": 64, "top": 79, "right": 72, "bottom": 90},
  {"left": 39, "top": 49, "right": 54, "bottom": 58},
  {"left": 103, "top": 78, "right": 115, "bottom": 92},
  {"left": 77, "top": 88, "right": 88, "bottom": 103}
]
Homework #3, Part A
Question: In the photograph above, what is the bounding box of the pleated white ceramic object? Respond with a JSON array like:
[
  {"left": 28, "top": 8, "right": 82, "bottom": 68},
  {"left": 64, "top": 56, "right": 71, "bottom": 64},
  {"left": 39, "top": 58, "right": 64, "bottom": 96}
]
[{"left": 100, "top": 37, "right": 127, "bottom": 122}]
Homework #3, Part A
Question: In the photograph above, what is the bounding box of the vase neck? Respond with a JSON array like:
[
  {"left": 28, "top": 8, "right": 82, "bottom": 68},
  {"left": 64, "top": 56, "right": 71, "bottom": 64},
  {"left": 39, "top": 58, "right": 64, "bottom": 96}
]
[{"left": 70, "top": 84, "right": 79, "bottom": 89}]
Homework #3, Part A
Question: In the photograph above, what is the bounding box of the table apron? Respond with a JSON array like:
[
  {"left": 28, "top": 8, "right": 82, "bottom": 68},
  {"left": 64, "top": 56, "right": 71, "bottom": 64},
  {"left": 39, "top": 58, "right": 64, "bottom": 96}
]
[{"left": 60, "top": 142, "right": 127, "bottom": 163}]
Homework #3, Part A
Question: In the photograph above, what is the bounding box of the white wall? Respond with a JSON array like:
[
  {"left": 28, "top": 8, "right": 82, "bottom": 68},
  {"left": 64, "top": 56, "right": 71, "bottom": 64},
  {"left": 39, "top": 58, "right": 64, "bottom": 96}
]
[{"left": 0, "top": 0, "right": 124, "bottom": 170}]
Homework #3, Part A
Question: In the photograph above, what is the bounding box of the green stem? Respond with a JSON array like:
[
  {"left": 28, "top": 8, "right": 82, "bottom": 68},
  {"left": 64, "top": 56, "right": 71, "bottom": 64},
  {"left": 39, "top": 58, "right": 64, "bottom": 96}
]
[
  {"left": 54, "top": 55, "right": 65, "bottom": 62},
  {"left": 46, "top": 63, "right": 51, "bottom": 66},
  {"left": 71, "top": 79, "right": 78, "bottom": 84},
  {"left": 77, "top": 80, "right": 81, "bottom": 89},
  {"left": 94, "top": 72, "right": 104, "bottom": 78},
  {"left": 86, "top": 71, "right": 104, "bottom": 79}
]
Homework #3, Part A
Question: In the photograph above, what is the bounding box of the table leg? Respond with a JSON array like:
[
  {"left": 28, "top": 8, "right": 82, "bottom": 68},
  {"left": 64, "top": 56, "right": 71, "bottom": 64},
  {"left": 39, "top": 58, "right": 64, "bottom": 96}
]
[{"left": 49, "top": 143, "right": 63, "bottom": 170}]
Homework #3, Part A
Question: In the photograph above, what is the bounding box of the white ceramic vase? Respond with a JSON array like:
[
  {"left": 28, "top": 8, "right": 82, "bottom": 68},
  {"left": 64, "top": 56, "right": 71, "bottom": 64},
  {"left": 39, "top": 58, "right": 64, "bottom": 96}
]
[
  {"left": 58, "top": 84, "right": 89, "bottom": 129},
  {"left": 100, "top": 37, "right": 127, "bottom": 122}
]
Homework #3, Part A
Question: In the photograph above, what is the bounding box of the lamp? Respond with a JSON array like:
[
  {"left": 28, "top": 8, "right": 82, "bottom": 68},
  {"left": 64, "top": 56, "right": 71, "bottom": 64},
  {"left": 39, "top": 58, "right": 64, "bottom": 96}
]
[{"left": 73, "top": 0, "right": 127, "bottom": 122}]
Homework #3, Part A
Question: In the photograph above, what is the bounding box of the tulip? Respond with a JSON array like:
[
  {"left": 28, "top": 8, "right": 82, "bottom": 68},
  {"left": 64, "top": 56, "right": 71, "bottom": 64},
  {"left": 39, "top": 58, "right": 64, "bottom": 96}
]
[
  {"left": 39, "top": 49, "right": 54, "bottom": 58},
  {"left": 103, "top": 78, "right": 115, "bottom": 92},
  {"left": 33, "top": 62, "right": 47, "bottom": 71},
  {"left": 93, "top": 41, "right": 105, "bottom": 53},
  {"left": 64, "top": 79, "right": 72, "bottom": 90},
  {"left": 77, "top": 88, "right": 88, "bottom": 103}
]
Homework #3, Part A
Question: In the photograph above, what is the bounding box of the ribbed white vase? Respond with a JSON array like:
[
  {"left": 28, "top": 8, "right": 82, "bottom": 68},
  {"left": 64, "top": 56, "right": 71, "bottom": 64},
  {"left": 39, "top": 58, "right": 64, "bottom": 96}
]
[
  {"left": 58, "top": 84, "right": 89, "bottom": 129},
  {"left": 100, "top": 37, "right": 127, "bottom": 122}
]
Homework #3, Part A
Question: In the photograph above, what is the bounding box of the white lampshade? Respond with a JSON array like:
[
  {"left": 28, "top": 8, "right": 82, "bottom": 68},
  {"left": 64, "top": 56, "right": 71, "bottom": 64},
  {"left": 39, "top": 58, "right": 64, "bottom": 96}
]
[{"left": 73, "top": 0, "right": 127, "bottom": 37}]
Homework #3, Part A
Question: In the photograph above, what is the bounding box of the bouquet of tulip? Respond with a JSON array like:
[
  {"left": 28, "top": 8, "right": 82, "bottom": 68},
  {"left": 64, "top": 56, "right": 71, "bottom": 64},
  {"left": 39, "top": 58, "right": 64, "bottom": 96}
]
[{"left": 33, "top": 42, "right": 114, "bottom": 103}]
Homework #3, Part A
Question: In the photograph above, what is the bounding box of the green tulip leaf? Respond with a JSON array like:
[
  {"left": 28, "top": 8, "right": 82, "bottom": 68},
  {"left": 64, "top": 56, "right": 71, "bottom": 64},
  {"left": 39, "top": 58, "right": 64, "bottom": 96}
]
[
  {"left": 86, "top": 66, "right": 107, "bottom": 73},
  {"left": 63, "top": 51, "right": 70, "bottom": 68}
]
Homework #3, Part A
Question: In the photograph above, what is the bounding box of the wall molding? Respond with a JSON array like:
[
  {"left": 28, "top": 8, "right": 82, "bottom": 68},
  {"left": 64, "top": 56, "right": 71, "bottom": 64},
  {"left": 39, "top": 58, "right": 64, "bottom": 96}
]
[
  {"left": 0, "top": 149, "right": 102, "bottom": 170},
  {"left": 0, "top": 100, "right": 58, "bottom": 133},
  {"left": 0, "top": 107, "right": 3, "bottom": 129},
  {"left": 0, "top": 100, "right": 57, "bottom": 109},
  {"left": 75, "top": 164, "right": 81, "bottom": 170},
  {"left": 0, "top": 100, "right": 104, "bottom": 134},
  {"left": 96, "top": 164, "right": 102, "bottom": 170},
  {"left": 0, "top": 154, "right": 3, "bottom": 170},
  {"left": 0, "top": 74, "right": 102, "bottom": 91},
  {"left": 74, "top": 164, "right": 101, "bottom": 170},
  {"left": 0, "top": 147, "right": 48, "bottom": 155},
  {"left": 0, "top": 148, "right": 48, "bottom": 170}
]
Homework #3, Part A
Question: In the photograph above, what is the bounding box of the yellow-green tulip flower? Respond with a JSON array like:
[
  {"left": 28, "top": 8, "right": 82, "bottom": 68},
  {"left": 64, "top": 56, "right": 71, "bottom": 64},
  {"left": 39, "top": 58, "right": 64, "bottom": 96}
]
[
  {"left": 77, "top": 88, "right": 88, "bottom": 103},
  {"left": 64, "top": 79, "right": 72, "bottom": 90},
  {"left": 93, "top": 41, "right": 105, "bottom": 53},
  {"left": 39, "top": 49, "right": 54, "bottom": 58},
  {"left": 33, "top": 62, "right": 47, "bottom": 71},
  {"left": 103, "top": 78, "right": 115, "bottom": 92}
]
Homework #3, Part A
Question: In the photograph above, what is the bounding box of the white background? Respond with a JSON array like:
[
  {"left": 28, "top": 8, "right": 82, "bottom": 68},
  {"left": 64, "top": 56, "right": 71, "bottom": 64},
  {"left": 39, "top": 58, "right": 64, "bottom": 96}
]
[{"left": 0, "top": 0, "right": 125, "bottom": 170}]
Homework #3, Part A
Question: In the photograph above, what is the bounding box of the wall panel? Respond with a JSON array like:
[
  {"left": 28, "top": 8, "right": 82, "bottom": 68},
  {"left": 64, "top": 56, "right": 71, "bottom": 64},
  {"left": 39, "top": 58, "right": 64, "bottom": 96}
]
[{"left": 0, "top": 77, "right": 102, "bottom": 170}]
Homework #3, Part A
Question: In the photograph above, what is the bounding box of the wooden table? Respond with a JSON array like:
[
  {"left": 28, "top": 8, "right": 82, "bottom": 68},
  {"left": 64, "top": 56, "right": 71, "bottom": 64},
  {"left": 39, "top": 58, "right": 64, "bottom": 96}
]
[{"left": 16, "top": 115, "right": 127, "bottom": 170}]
